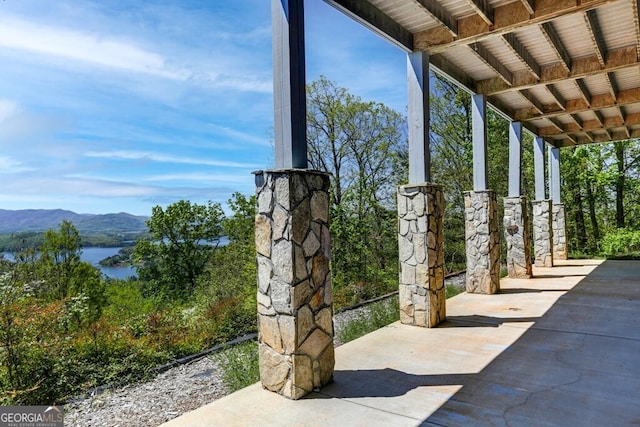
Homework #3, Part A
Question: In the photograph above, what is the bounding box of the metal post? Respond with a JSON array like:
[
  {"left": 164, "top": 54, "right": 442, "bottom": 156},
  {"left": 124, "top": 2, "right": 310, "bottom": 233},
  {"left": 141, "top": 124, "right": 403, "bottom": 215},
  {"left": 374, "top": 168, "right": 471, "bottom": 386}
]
[
  {"left": 472, "top": 94, "right": 488, "bottom": 191},
  {"left": 407, "top": 51, "right": 430, "bottom": 184},
  {"left": 533, "top": 136, "right": 546, "bottom": 200},
  {"left": 271, "top": 0, "right": 307, "bottom": 169},
  {"left": 508, "top": 122, "right": 522, "bottom": 197}
]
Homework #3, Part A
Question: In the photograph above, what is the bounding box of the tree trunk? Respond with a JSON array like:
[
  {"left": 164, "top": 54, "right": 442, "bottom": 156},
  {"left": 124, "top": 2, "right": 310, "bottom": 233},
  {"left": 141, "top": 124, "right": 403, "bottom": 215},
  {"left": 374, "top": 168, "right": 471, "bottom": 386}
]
[
  {"left": 572, "top": 182, "right": 588, "bottom": 247},
  {"left": 615, "top": 141, "right": 625, "bottom": 228},
  {"left": 585, "top": 179, "right": 600, "bottom": 248}
]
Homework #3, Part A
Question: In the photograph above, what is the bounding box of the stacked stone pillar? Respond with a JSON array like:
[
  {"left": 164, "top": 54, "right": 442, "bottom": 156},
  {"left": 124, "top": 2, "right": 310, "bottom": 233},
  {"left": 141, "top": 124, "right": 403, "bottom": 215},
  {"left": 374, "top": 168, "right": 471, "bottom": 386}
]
[
  {"left": 464, "top": 190, "right": 500, "bottom": 294},
  {"left": 397, "top": 184, "right": 445, "bottom": 327},
  {"left": 254, "top": 170, "right": 334, "bottom": 400},
  {"left": 552, "top": 203, "right": 568, "bottom": 260},
  {"left": 532, "top": 199, "right": 554, "bottom": 267},
  {"left": 503, "top": 197, "right": 532, "bottom": 278}
]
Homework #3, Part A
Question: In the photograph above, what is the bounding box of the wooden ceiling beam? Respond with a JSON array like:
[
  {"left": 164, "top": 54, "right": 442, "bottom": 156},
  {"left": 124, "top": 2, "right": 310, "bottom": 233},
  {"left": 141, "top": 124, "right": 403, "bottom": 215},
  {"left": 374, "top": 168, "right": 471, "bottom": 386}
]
[
  {"left": 570, "top": 114, "right": 583, "bottom": 129},
  {"left": 540, "top": 22, "right": 572, "bottom": 73},
  {"left": 584, "top": 9, "right": 607, "bottom": 67},
  {"left": 606, "top": 72, "right": 619, "bottom": 102},
  {"left": 539, "top": 113, "right": 640, "bottom": 134},
  {"left": 502, "top": 33, "right": 541, "bottom": 79},
  {"left": 515, "top": 86, "right": 640, "bottom": 121},
  {"left": 594, "top": 110, "right": 606, "bottom": 127},
  {"left": 520, "top": 89, "right": 545, "bottom": 113},
  {"left": 519, "top": 0, "right": 535, "bottom": 15},
  {"left": 633, "top": 0, "right": 640, "bottom": 59},
  {"left": 546, "top": 84, "right": 566, "bottom": 110},
  {"left": 465, "top": 0, "right": 494, "bottom": 26},
  {"left": 576, "top": 78, "right": 592, "bottom": 107},
  {"left": 470, "top": 43, "right": 513, "bottom": 85},
  {"left": 414, "top": 0, "right": 458, "bottom": 36},
  {"left": 414, "top": 0, "right": 612, "bottom": 53},
  {"left": 324, "top": 0, "right": 413, "bottom": 52},
  {"left": 476, "top": 45, "right": 638, "bottom": 95}
]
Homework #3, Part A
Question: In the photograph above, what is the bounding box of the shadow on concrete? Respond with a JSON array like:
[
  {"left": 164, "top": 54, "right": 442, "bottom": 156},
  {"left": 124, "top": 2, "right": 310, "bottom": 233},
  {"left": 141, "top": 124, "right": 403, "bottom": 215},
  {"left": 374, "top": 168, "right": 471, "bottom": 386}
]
[
  {"left": 531, "top": 273, "right": 588, "bottom": 279},
  {"left": 422, "top": 260, "right": 640, "bottom": 425},
  {"left": 442, "top": 315, "right": 540, "bottom": 327},
  {"left": 316, "top": 368, "right": 472, "bottom": 399},
  {"left": 498, "top": 287, "right": 572, "bottom": 294},
  {"left": 320, "top": 261, "right": 640, "bottom": 425}
]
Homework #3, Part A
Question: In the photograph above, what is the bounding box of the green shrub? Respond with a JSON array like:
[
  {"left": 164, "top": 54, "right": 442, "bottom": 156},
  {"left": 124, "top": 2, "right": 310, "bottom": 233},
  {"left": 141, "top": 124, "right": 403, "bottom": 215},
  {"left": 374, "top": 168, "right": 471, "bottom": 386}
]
[{"left": 601, "top": 228, "right": 640, "bottom": 258}]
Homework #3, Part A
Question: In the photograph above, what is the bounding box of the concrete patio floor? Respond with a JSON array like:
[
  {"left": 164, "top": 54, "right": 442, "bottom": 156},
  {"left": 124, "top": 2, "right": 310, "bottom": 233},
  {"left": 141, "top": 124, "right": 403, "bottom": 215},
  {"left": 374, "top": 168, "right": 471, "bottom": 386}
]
[{"left": 162, "top": 259, "right": 640, "bottom": 426}]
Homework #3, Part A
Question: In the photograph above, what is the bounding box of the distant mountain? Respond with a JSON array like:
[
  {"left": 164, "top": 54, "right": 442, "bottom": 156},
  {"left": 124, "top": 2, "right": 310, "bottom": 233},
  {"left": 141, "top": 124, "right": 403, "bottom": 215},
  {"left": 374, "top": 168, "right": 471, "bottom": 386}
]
[{"left": 0, "top": 209, "right": 149, "bottom": 234}]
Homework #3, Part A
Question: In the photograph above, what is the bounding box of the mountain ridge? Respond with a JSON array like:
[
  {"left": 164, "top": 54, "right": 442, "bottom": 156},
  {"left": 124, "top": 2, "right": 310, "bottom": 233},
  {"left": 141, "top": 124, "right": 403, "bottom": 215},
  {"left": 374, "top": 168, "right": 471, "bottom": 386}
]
[{"left": 0, "top": 209, "right": 149, "bottom": 234}]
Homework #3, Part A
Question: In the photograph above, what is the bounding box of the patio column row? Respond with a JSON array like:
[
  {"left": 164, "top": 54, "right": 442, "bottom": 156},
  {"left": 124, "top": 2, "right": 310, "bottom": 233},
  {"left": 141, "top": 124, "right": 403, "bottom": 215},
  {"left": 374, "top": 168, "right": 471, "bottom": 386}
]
[{"left": 262, "top": 0, "right": 568, "bottom": 399}]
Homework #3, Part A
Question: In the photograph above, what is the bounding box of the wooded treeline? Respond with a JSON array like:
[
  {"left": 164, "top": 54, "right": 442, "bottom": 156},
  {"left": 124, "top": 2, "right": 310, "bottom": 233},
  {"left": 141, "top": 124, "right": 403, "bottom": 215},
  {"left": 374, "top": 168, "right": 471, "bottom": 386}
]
[{"left": 2, "top": 75, "right": 639, "bottom": 405}]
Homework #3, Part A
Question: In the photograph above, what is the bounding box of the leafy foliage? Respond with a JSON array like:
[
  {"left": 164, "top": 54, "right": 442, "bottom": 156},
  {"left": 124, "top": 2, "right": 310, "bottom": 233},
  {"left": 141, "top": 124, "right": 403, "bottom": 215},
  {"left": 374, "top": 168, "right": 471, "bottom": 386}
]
[
  {"left": 212, "top": 341, "right": 259, "bottom": 392},
  {"left": 134, "top": 200, "right": 224, "bottom": 299}
]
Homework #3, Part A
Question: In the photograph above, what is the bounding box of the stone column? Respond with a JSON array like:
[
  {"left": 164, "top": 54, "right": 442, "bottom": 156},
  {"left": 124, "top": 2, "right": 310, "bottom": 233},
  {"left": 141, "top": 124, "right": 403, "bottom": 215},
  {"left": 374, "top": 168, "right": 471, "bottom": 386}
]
[
  {"left": 398, "top": 184, "right": 445, "bottom": 328},
  {"left": 254, "top": 169, "right": 333, "bottom": 400},
  {"left": 552, "top": 203, "right": 568, "bottom": 260},
  {"left": 503, "top": 197, "right": 532, "bottom": 278},
  {"left": 532, "top": 199, "right": 554, "bottom": 267},
  {"left": 464, "top": 190, "right": 500, "bottom": 294}
]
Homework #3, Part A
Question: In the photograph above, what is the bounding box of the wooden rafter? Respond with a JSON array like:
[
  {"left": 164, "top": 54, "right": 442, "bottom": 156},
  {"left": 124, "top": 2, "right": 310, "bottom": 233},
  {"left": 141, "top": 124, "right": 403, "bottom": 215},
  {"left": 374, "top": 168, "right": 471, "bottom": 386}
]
[
  {"left": 413, "top": 0, "right": 613, "bottom": 53},
  {"left": 414, "top": 0, "right": 457, "bottom": 36},
  {"left": 519, "top": 0, "right": 535, "bottom": 15},
  {"left": 465, "top": 0, "right": 493, "bottom": 26},
  {"left": 633, "top": 0, "right": 640, "bottom": 59},
  {"left": 575, "top": 78, "right": 592, "bottom": 107},
  {"left": 570, "top": 114, "right": 583, "bottom": 129},
  {"left": 594, "top": 110, "right": 606, "bottom": 127},
  {"left": 548, "top": 117, "right": 565, "bottom": 132},
  {"left": 546, "top": 84, "right": 566, "bottom": 110},
  {"left": 501, "top": 33, "right": 541, "bottom": 79},
  {"left": 606, "top": 72, "right": 619, "bottom": 102},
  {"left": 324, "top": 0, "right": 413, "bottom": 52},
  {"left": 539, "top": 22, "right": 572, "bottom": 73},
  {"left": 470, "top": 43, "right": 513, "bottom": 85},
  {"left": 584, "top": 9, "right": 607, "bottom": 67},
  {"left": 476, "top": 46, "right": 638, "bottom": 96},
  {"left": 520, "top": 89, "right": 544, "bottom": 114}
]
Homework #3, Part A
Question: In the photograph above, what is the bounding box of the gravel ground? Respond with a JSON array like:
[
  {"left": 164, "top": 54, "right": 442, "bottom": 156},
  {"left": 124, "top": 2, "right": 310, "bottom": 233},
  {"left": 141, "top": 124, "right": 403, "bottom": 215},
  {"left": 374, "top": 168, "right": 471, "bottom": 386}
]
[{"left": 65, "top": 273, "right": 466, "bottom": 427}]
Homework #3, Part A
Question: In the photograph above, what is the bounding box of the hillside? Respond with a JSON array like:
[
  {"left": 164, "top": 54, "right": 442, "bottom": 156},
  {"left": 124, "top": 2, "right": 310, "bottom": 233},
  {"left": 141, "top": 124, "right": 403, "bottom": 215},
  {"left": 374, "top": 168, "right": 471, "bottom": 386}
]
[{"left": 0, "top": 209, "right": 148, "bottom": 234}]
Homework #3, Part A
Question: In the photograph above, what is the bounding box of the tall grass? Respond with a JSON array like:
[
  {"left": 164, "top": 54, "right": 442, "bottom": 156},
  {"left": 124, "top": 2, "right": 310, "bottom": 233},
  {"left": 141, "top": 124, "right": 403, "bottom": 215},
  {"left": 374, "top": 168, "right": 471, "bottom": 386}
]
[
  {"left": 212, "top": 341, "right": 259, "bottom": 392},
  {"left": 337, "top": 298, "right": 399, "bottom": 344}
]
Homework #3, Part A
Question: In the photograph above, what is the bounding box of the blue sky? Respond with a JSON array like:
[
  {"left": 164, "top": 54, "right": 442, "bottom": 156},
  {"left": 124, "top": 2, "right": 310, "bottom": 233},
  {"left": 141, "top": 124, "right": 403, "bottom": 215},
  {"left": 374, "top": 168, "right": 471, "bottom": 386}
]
[{"left": 0, "top": 1, "right": 406, "bottom": 215}]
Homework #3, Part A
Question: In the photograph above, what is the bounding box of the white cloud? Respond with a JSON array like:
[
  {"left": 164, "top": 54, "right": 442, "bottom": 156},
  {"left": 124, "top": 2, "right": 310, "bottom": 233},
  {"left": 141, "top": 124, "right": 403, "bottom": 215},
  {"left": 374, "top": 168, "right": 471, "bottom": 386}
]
[
  {"left": 83, "top": 150, "right": 261, "bottom": 169},
  {"left": 0, "top": 16, "right": 188, "bottom": 80},
  {"left": 0, "top": 156, "right": 33, "bottom": 173},
  {"left": 0, "top": 100, "right": 19, "bottom": 122},
  {"left": 144, "top": 172, "right": 251, "bottom": 185},
  {"left": 208, "top": 124, "right": 271, "bottom": 147}
]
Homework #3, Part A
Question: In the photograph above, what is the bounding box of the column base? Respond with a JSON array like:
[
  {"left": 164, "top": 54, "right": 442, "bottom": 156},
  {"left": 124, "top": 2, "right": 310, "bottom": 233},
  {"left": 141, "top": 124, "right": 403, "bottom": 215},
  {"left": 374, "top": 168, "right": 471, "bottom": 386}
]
[
  {"left": 532, "top": 199, "right": 554, "bottom": 268},
  {"left": 254, "top": 169, "right": 334, "bottom": 399},
  {"left": 504, "top": 196, "right": 532, "bottom": 278},
  {"left": 552, "top": 203, "right": 568, "bottom": 260},
  {"left": 397, "top": 184, "right": 445, "bottom": 327},
  {"left": 464, "top": 190, "right": 500, "bottom": 294}
]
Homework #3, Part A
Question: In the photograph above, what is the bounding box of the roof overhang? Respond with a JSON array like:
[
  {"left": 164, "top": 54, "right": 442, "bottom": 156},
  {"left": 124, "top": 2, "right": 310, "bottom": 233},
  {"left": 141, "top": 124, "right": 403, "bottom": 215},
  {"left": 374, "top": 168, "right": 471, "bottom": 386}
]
[{"left": 324, "top": 0, "right": 640, "bottom": 147}]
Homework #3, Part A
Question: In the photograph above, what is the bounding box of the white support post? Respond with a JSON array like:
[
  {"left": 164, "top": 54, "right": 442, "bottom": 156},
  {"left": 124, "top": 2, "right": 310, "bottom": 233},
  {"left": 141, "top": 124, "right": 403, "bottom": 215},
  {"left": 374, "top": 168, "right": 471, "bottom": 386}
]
[
  {"left": 472, "top": 94, "right": 488, "bottom": 191},
  {"left": 407, "top": 51, "right": 430, "bottom": 184},
  {"left": 271, "top": 0, "right": 307, "bottom": 169},
  {"left": 533, "top": 136, "right": 546, "bottom": 200},
  {"left": 508, "top": 122, "right": 522, "bottom": 197}
]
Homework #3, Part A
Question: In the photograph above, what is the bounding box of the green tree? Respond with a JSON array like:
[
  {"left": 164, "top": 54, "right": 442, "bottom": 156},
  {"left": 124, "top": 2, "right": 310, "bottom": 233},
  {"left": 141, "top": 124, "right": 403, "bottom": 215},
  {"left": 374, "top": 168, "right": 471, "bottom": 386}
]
[
  {"left": 134, "top": 200, "right": 224, "bottom": 299},
  {"left": 306, "top": 77, "right": 406, "bottom": 302}
]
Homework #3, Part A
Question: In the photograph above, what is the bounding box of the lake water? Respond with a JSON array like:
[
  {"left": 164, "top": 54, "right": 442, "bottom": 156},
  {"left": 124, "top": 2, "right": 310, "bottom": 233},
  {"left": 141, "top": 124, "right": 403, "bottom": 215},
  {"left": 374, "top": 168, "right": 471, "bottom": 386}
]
[{"left": 2, "top": 247, "right": 137, "bottom": 280}]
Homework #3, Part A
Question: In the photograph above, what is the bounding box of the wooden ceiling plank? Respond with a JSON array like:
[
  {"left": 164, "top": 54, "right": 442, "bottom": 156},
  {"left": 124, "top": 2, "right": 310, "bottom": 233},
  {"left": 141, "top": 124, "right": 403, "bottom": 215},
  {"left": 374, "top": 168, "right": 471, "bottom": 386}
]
[
  {"left": 584, "top": 9, "right": 607, "bottom": 67},
  {"left": 470, "top": 43, "right": 513, "bottom": 85},
  {"left": 414, "top": 0, "right": 612, "bottom": 53},
  {"left": 324, "top": 0, "right": 413, "bottom": 52},
  {"left": 540, "top": 22, "right": 572, "bottom": 73},
  {"left": 476, "top": 46, "right": 638, "bottom": 95},
  {"left": 502, "top": 34, "right": 541, "bottom": 79},
  {"left": 414, "top": 0, "right": 458, "bottom": 36}
]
